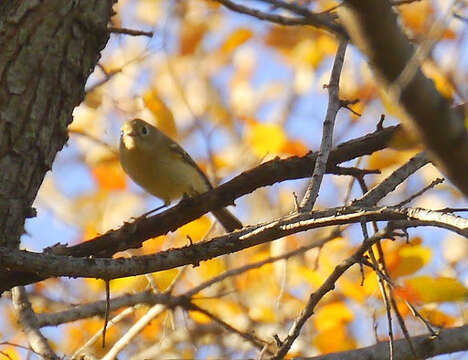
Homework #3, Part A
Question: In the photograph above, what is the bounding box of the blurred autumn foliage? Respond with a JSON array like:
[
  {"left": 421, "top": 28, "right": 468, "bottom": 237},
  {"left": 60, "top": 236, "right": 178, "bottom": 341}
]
[{"left": 1, "top": 0, "right": 468, "bottom": 359}]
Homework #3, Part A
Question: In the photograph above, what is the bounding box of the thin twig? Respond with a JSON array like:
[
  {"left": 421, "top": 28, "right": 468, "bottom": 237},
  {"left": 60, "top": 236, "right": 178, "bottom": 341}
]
[
  {"left": 390, "top": 0, "right": 424, "bottom": 5},
  {"left": 361, "top": 222, "right": 395, "bottom": 360},
  {"left": 187, "top": 302, "right": 269, "bottom": 351},
  {"left": 300, "top": 40, "right": 348, "bottom": 211},
  {"left": 213, "top": 0, "right": 346, "bottom": 36},
  {"left": 396, "top": 178, "right": 444, "bottom": 207},
  {"left": 71, "top": 306, "right": 137, "bottom": 359},
  {"left": 271, "top": 228, "right": 395, "bottom": 359},
  {"left": 108, "top": 26, "right": 154, "bottom": 37},
  {"left": 101, "top": 304, "right": 166, "bottom": 360},
  {"left": 353, "top": 152, "right": 430, "bottom": 207},
  {"left": 184, "top": 229, "right": 341, "bottom": 298}
]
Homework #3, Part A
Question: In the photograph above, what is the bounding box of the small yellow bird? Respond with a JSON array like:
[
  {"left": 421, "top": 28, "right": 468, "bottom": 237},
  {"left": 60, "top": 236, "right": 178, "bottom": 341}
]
[{"left": 120, "top": 118, "right": 242, "bottom": 232}]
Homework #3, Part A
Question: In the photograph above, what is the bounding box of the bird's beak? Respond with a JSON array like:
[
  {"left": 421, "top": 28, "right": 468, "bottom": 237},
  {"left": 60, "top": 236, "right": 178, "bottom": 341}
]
[{"left": 121, "top": 123, "right": 137, "bottom": 137}]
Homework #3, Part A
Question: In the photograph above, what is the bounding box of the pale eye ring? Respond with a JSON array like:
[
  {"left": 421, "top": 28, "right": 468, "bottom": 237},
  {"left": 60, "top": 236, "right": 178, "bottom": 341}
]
[{"left": 140, "top": 125, "right": 149, "bottom": 136}]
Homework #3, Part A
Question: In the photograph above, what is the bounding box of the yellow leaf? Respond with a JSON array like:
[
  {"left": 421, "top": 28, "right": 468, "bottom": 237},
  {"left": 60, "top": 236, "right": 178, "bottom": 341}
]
[
  {"left": 314, "top": 302, "right": 354, "bottom": 332},
  {"left": 367, "top": 148, "right": 417, "bottom": 171},
  {"left": 403, "top": 276, "right": 468, "bottom": 303},
  {"left": 111, "top": 275, "right": 148, "bottom": 293},
  {"left": 247, "top": 122, "right": 287, "bottom": 157},
  {"left": 0, "top": 345, "right": 20, "bottom": 360},
  {"left": 179, "top": 22, "right": 207, "bottom": 55},
  {"left": 362, "top": 271, "right": 380, "bottom": 297},
  {"left": 219, "top": 28, "right": 253, "bottom": 55},
  {"left": 338, "top": 277, "right": 366, "bottom": 303},
  {"left": 177, "top": 215, "right": 212, "bottom": 243},
  {"left": 198, "top": 258, "right": 226, "bottom": 280},
  {"left": 151, "top": 268, "right": 181, "bottom": 292},
  {"left": 135, "top": 0, "right": 163, "bottom": 25},
  {"left": 422, "top": 62, "right": 454, "bottom": 102},
  {"left": 297, "top": 265, "right": 326, "bottom": 288},
  {"left": 315, "top": 325, "right": 356, "bottom": 354},
  {"left": 141, "top": 314, "right": 164, "bottom": 340},
  {"left": 316, "top": 34, "right": 338, "bottom": 56},
  {"left": 143, "top": 90, "right": 177, "bottom": 138},
  {"left": 387, "top": 243, "right": 432, "bottom": 278},
  {"left": 249, "top": 304, "right": 276, "bottom": 323},
  {"left": 293, "top": 39, "right": 323, "bottom": 68},
  {"left": 419, "top": 308, "right": 455, "bottom": 327}
]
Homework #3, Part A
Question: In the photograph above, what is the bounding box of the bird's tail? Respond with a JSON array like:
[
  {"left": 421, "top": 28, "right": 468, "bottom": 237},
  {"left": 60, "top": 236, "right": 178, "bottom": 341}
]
[{"left": 212, "top": 207, "right": 242, "bottom": 232}]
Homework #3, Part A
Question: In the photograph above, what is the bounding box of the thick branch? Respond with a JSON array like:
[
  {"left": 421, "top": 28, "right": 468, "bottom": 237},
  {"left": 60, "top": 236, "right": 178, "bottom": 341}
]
[
  {"left": 338, "top": 1, "right": 468, "bottom": 196},
  {"left": 0, "top": 206, "right": 466, "bottom": 282},
  {"left": 303, "top": 325, "right": 468, "bottom": 360},
  {"left": 56, "top": 125, "right": 400, "bottom": 258},
  {"left": 0, "top": 125, "right": 398, "bottom": 290}
]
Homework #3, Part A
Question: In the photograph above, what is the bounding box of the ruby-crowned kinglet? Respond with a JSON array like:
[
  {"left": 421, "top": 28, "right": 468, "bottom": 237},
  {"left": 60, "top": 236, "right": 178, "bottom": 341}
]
[{"left": 119, "top": 118, "right": 242, "bottom": 232}]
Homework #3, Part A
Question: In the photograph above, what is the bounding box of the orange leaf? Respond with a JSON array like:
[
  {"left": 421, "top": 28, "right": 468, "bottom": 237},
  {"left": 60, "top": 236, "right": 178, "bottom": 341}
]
[
  {"left": 91, "top": 160, "right": 127, "bottom": 191},
  {"left": 143, "top": 90, "right": 177, "bottom": 138},
  {"left": 281, "top": 139, "right": 309, "bottom": 156},
  {"left": 219, "top": 28, "right": 253, "bottom": 55},
  {"left": 179, "top": 22, "right": 206, "bottom": 55},
  {"left": 399, "top": 2, "right": 434, "bottom": 35}
]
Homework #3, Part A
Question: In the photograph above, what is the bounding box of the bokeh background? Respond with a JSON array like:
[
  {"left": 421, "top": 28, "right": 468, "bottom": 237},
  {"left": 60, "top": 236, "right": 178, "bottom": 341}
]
[{"left": 1, "top": 0, "right": 468, "bottom": 358}]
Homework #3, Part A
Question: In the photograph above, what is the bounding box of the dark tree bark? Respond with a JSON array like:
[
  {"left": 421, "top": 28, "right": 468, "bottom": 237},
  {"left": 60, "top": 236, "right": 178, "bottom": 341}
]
[
  {"left": 339, "top": 0, "right": 468, "bottom": 196},
  {"left": 0, "top": 0, "right": 115, "bottom": 282}
]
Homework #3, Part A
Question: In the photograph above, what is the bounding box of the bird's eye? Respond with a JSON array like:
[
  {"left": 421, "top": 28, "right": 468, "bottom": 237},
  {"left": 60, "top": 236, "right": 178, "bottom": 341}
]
[{"left": 140, "top": 125, "right": 149, "bottom": 136}]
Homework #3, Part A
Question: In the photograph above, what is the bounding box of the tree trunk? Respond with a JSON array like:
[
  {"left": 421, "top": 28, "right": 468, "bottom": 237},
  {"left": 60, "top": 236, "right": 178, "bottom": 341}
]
[{"left": 0, "top": 0, "right": 114, "bottom": 286}]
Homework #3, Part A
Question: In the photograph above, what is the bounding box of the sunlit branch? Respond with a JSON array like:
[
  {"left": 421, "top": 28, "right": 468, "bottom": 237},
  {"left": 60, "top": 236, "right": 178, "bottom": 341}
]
[
  {"left": 301, "top": 325, "right": 468, "bottom": 360},
  {"left": 271, "top": 227, "right": 395, "bottom": 359},
  {"left": 300, "top": 40, "right": 347, "bottom": 211},
  {"left": 36, "top": 230, "right": 339, "bottom": 327},
  {"left": 213, "top": 0, "right": 346, "bottom": 36},
  {"left": 11, "top": 287, "right": 58, "bottom": 359},
  {"left": 0, "top": 206, "right": 466, "bottom": 281}
]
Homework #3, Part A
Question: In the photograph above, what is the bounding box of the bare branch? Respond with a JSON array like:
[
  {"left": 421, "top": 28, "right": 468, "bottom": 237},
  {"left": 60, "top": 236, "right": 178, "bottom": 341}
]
[
  {"left": 108, "top": 26, "right": 154, "bottom": 37},
  {"left": 338, "top": 1, "right": 468, "bottom": 196},
  {"left": 213, "top": 0, "right": 346, "bottom": 36},
  {"left": 353, "top": 152, "right": 430, "bottom": 207},
  {"left": 300, "top": 40, "right": 348, "bottom": 211},
  {"left": 36, "top": 230, "right": 339, "bottom": 327},
  {"left": 301, "top": 325, "right": 468, "bottom": 360},
  {"left": 11, "top": 287, "right": 58, "bottom": 360},
  {"left": 397, "top": 177, "right": 445, "bottom": 207},
  {"left": 272, "top": 228, "right": 394, "bottom": 359},
  {"left": 1, "top": 206, "right": 465, "bottom": 284}
]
